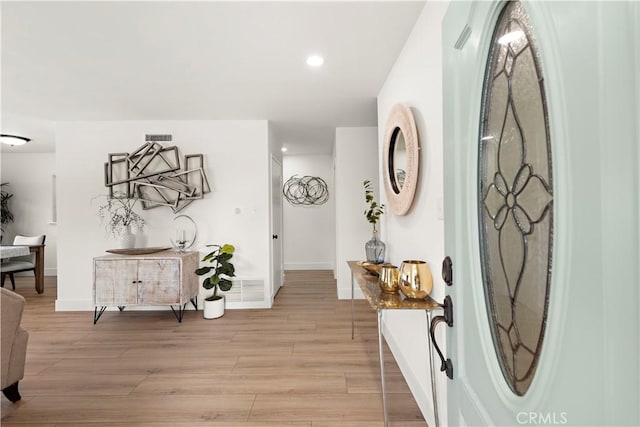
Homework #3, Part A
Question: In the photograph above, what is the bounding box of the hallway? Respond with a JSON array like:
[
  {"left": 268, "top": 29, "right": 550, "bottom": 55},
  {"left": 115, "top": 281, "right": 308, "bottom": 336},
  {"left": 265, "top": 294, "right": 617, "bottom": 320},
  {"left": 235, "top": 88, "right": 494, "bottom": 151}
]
[{"left": 1, "top": 271, "right": 425, "bottom": 426}]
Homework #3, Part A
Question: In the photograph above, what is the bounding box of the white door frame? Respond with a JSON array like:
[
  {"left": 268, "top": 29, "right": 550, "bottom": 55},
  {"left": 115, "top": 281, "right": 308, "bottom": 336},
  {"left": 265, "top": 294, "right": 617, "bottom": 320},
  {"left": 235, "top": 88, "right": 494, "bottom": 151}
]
[{"left": 269, "top": 155, "right": 284, "bottom": 303}]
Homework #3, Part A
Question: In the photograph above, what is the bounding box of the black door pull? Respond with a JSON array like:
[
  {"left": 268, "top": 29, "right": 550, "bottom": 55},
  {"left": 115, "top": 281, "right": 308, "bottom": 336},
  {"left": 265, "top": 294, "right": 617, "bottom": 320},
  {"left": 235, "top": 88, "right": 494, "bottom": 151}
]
[
  {"left": 430, "top": 295, "right": 454, "bottom": 379},
  {"left": 442, "top": 256, "right": 453, "bottom": 286}
]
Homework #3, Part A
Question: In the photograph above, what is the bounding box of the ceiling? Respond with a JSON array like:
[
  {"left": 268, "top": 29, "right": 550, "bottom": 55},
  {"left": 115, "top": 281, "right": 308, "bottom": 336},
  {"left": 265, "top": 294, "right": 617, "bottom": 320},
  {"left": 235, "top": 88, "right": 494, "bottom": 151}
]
[{"left": 1, "top": 1, "right": 425, "bottom": 155}]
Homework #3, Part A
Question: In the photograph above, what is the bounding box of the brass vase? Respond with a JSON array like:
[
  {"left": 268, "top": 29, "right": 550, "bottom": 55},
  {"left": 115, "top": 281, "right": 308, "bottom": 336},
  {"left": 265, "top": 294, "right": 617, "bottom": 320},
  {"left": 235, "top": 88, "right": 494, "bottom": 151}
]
[
  {"left": 398, "top": 260, "right": 433, "bottom": 299},
  {"left": 378, "top": 264, "right": 399, "bottom": 293}
]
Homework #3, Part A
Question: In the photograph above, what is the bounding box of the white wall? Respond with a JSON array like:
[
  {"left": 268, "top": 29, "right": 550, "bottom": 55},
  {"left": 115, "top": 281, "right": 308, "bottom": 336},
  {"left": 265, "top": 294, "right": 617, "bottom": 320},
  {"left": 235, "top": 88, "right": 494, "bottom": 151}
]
[
  {"left": 377, "top": 1, "right": 449, "bottom": 425},
  {"left": 268, "top": 123, "right": 283, "bottom": 165},
  {"left": 282, "top": 154, "right": 335, "bottom": 270},
  {"left": 1, "top": 153, "right": 58, "bottom": 275},
  {"left": 55, "top": 120, "right": 272, "bottom": 310},
  {"left": 334, "top": 127, "right": 378, "bottom": 299}
]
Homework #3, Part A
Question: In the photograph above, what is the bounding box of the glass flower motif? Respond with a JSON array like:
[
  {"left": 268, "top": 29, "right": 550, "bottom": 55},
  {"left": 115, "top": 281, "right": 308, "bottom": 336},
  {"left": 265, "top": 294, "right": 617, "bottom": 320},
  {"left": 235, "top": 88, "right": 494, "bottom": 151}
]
[{"left": 483, "top": 164, "right": 552, "bottom": 235}]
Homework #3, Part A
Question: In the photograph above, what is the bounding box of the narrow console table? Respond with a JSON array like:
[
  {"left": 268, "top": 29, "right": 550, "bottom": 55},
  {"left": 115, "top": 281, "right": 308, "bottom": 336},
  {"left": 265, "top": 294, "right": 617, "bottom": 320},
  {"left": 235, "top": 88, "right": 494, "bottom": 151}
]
[
  {"left": 93, "top": 250, "right": 199, "bottom": 323},
  {"left": 348, "top": 260, "right": 442, "bottom": 427}
]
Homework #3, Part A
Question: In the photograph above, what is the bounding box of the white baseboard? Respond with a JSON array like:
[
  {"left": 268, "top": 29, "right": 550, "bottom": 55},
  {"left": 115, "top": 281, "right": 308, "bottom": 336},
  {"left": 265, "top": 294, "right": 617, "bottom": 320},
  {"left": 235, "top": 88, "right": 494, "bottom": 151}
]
[
  {"left": 337, "top": 287, "right": 365, "bottom": 300},
  {"left": 284, "top": 263, "right": 333, "bottom": 270},
  {"left": 225, "top": 301, "right": 271, "bottom": 309}
]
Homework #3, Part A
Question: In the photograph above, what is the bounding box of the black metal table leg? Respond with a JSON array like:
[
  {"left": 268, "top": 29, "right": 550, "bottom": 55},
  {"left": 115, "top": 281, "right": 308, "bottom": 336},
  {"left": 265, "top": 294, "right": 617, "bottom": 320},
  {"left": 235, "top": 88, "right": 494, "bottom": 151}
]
[
  {"left": 190, "top": 296, "right": 198, "bottom": 310},
  {"left": 93, "top": 306, "right": 107, "bottom": 324},
  {"left": 170, "top": 303, "right": 187, "bottom": 323}
]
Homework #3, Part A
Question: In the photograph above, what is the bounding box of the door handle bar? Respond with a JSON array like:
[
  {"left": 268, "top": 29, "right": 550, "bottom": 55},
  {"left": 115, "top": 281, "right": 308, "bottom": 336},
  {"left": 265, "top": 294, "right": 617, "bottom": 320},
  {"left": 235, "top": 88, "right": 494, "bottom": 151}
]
[{"left": 430, "top": 295, "right": 454, "bottom": 379}]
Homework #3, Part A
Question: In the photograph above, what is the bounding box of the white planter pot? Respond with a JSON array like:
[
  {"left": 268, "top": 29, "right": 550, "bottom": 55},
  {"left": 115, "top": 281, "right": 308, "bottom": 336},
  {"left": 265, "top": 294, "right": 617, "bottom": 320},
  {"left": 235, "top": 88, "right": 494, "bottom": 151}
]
[
  {"left": 119, "top": 225, "right": 136, "bottom": 249},
  {"left": 119, "top": 233, "right": 135, "bottom": 249},
  {"left": 203, "top": 296, "right": 225, "bottom": 319}
]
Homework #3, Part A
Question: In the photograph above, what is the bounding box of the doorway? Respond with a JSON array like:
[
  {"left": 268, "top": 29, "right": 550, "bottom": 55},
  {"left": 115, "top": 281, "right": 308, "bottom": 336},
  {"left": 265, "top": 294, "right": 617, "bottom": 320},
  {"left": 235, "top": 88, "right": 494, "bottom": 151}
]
[{"left": 270, "top": 156, "right": 283, "bottom": 301}]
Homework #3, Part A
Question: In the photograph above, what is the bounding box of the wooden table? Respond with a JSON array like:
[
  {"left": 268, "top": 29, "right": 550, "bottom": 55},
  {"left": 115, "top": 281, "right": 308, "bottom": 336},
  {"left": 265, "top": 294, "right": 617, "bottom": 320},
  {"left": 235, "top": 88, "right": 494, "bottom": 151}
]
[
  {"left": 0, "top": 244, "right": 45, "bottom": 294},
  {"left": 31, "top": 245, "right": 45, "bottom": 294},
  {"left": 348, "top": 260, "right": 442, "bottom": 427}
]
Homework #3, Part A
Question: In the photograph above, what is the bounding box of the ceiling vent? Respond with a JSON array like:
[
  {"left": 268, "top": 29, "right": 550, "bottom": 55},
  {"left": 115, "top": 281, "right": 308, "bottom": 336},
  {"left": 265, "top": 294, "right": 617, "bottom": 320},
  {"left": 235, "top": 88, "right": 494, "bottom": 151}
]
[{"left": 145, "top": 134, "right": 172, "bottom": 142}]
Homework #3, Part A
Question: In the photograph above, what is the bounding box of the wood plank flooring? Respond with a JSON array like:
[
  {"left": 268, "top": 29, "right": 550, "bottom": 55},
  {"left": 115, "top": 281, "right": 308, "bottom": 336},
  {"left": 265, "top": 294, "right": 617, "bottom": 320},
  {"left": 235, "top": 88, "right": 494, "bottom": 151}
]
[{"left": 1, "top": 271, "right": 426, "bottom": 426}]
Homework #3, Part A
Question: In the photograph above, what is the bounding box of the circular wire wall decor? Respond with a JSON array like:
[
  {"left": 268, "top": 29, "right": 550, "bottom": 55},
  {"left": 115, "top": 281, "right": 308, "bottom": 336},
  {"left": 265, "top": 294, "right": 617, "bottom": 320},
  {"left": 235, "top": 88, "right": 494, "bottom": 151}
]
[{"left": 282, "top": 175, "right": 329, "bottom": 206}]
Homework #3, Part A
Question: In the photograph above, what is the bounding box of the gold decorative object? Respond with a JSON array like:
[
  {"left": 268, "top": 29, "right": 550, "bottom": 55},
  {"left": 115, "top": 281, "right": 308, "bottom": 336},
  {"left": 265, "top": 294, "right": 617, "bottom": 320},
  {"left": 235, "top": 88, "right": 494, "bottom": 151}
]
[
  {"left": 378, "top": 264, "right": 399, "bottom": 293},
  {"left": 358, "top": 261, "right": 384, "bottom": 276},
  {"left": 398, "top": 260, "right": 433, "bottom": 299}
]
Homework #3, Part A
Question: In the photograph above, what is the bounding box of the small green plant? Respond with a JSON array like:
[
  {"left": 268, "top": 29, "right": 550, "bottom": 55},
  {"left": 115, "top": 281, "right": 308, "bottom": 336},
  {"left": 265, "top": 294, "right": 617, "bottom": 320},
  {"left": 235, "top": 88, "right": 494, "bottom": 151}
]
[
  {"left": 1, "top": 182, "right": 14, "bottom": 233},
  {"left": 93, "top": 192, "right": 145, "bottom": 238},
  {"left": 363, "top": 180, "right": 385, "bottom": 232},
  {"left": 195, "top": 244, "right": 236, "bottom": 301}
]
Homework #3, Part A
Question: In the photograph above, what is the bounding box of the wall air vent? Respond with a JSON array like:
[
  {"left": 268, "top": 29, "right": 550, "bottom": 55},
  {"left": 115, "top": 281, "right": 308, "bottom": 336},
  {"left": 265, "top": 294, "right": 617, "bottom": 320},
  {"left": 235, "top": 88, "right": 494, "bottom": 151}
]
[
  {"left": 220, "top": 279, "right": 266, "bottom": 308},
  {"left": 145, "top": 134, "right": 172, "bottom": 142}
]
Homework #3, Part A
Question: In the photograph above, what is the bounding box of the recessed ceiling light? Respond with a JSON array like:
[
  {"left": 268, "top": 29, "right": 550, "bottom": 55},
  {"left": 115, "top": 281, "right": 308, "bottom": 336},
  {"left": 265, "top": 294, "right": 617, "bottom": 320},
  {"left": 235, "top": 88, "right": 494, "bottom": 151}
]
[
  {"left": 306, "top": 55, "right": 324, "bottom": 67},
  {"left": 281, "top": 147, "right": 288, "bottom": 152},
  {"left": 0, "top": 134, "right": 30, "bottom": 146}
]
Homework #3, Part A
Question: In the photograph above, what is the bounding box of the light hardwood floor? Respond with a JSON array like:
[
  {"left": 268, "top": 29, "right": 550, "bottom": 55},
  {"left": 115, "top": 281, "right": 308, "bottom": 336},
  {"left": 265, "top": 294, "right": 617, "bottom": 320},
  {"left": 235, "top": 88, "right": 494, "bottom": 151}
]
[{"left": 1, "top": 271, "right": 426, "bottom": 426}]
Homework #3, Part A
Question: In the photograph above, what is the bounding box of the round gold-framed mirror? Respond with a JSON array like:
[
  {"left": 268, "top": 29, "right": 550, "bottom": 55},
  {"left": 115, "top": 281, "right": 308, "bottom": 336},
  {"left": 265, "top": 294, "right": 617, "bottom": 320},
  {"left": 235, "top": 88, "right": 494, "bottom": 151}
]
[{"left": 383, "top": 103, "right": 419, "bottom": 215}]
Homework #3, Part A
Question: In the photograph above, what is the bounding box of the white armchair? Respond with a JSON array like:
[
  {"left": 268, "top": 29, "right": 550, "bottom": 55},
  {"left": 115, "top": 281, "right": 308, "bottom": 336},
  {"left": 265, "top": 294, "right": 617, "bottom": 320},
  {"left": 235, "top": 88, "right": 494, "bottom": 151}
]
[
  {"left": 1, "top": 235, "right": 46, "bottom": 290},
  {"left": 1, "top": 287, "right": 29, "bottom": 402}
]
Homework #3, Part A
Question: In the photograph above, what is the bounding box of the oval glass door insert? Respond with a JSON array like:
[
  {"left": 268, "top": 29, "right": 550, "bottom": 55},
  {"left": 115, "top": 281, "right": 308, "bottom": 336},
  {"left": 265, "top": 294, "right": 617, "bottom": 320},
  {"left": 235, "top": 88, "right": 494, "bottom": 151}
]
[{"left": 478, "top": 0, "right": 553, "bottom": 396}]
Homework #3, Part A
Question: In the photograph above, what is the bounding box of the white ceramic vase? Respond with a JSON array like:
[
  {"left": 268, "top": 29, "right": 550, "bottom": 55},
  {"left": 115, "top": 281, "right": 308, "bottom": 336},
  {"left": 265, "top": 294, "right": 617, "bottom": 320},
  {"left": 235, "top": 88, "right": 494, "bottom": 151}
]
[
  {"left": 119, "top": 225, "right": 136, "bottom": 249},
  {"left": 203, "top": 296, "right": 225, "bottom": 319}
]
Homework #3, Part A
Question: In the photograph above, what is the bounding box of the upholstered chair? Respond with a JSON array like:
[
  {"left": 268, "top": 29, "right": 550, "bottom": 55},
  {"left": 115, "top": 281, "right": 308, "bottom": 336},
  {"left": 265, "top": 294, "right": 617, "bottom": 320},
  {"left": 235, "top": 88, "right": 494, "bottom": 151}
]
[
  {"left": 1, "top": 287, "right": 29, "bottom": 402},
  {"left": 1, "top": 234, "right": 46, "bottom": 290}
]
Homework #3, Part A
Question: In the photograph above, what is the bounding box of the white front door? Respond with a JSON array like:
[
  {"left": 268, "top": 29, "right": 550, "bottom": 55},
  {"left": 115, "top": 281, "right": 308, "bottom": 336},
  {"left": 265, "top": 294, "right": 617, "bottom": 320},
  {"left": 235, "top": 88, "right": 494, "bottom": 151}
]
[
  {"left": 271, "top": 156, "right": 284, "bottom": 301},
  {"left": 443, "top": 1, "right": 639, "bottom": 426}
]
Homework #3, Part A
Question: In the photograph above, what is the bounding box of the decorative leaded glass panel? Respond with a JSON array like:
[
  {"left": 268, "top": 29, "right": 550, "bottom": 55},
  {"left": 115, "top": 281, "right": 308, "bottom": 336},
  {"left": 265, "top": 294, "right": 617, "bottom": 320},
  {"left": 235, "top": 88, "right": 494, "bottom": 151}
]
[{"left": 478, "top": 0, "right": 553, "bottom": 396}]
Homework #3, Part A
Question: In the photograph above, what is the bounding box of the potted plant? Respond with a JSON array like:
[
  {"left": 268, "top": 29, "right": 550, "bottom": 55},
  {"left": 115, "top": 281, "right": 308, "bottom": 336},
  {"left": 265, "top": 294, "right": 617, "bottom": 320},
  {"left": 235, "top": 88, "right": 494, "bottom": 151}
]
[
  {"left": 1, "top": 183, "right": 14, "bottom": 240},
  {"left": 195, "top": 243, "right": 235, "bottom": 319},
  {"left": 94, "top": 192, "right": 145, "bottom": 248},
  {"left": 363, "top": 180, "right": 386, "bottom": 263}
]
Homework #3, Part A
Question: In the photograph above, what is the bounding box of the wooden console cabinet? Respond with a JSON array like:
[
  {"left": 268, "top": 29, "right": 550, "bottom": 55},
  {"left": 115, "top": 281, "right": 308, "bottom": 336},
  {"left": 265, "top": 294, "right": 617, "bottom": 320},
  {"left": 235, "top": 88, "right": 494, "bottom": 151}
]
[{"left": 93, "top": 250, "right": 199, "bottom": 323}]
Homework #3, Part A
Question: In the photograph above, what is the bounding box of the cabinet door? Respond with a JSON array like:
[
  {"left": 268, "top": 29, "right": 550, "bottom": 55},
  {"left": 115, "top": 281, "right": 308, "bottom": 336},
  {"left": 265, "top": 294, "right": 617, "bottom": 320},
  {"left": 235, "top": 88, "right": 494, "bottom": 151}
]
[
  {"left": 137, "top": 259, "right": 180, "bottom": 305},
  {"left": 95, "top": 260, "right": 138, "bottom": 306},
  {"left": 180, "top": 253, "right": 199, "bottom": 302}
]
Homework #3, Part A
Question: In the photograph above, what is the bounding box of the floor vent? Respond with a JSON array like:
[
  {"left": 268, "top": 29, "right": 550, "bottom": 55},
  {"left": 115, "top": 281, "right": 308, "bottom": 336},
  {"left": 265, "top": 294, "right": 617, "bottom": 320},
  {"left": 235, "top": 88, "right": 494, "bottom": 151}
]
[{"left": 220, "top": 279, "right": 265, "bottom": 304}]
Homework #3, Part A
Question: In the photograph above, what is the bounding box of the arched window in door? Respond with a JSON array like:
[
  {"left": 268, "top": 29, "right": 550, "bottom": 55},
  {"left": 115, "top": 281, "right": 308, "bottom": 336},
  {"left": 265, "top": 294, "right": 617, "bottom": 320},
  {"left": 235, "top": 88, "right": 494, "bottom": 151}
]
[{"left": 478, "top": 0, "right": 554, "bottom": 396}]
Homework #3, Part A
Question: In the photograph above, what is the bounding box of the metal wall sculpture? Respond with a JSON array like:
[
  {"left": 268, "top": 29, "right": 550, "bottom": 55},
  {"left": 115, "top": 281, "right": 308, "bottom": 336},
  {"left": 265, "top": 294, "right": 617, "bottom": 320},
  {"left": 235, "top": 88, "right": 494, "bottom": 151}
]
[
  {"left": 282, "top": 175, "right": 329, "bottom": 206},
  {"left": 104, "top": 134, "right": 211, "bottom": 213}
]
